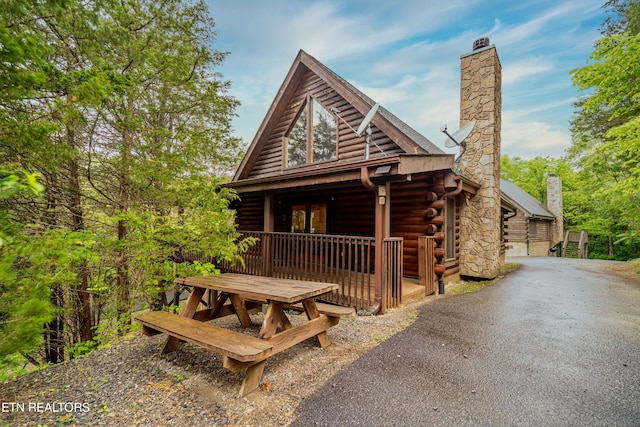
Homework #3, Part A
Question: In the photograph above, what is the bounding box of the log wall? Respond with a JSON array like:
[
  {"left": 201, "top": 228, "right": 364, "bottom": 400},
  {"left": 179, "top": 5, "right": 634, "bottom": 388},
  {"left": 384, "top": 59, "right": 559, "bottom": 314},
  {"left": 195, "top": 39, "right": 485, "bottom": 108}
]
[
  {"left": 505, "top": 210, "right": 551, "bottom": 243},
  {"left": 233, "top": 195, "right": 264, "bottom": 231},
  {"left": 390, "top": 175, "right": 460, "bottom": 278},
  {"left": 272, "top": 186, "right": 375, "bottom": 237}
]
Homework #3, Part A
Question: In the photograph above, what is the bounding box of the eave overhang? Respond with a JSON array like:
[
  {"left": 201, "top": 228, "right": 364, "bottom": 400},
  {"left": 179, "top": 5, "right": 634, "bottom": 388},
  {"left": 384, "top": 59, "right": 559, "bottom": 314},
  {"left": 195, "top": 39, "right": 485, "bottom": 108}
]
[
  {"left": 225, "top": 154, "right": 464, "bottom": 195},
  {"left": 500, "top": 192, "right": 554, "bottom": 220}
]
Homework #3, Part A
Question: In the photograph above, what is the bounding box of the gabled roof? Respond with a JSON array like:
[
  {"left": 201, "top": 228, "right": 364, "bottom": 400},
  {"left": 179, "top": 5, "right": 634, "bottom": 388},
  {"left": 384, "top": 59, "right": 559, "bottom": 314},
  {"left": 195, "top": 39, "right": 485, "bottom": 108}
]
[
  {"left": 313, "top": 54, "right": 444, "bottom": 156},
  {"left": 232, "top": 49, "right": 446, "bottom": 183},
  {"left": 500, "top": 179, "right": 555, "bottom": 220}
]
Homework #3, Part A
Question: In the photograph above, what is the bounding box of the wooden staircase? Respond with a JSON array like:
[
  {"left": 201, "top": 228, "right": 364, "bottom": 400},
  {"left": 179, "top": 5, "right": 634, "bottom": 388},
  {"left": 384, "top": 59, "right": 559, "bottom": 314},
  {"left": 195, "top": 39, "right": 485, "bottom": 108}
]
[{"left": 562, "top": 231, "right": 588, "bottom": 258}]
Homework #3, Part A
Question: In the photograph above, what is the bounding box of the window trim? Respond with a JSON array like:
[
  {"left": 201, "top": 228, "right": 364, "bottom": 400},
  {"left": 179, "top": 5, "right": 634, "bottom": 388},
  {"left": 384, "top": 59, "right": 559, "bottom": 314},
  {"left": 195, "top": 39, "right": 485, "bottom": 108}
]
[
  {"left": 445, "top": 197, "right": 456, "bottom": 260},
  {"left": 284, "top": 100, "right": 309, "bottom": 168}
]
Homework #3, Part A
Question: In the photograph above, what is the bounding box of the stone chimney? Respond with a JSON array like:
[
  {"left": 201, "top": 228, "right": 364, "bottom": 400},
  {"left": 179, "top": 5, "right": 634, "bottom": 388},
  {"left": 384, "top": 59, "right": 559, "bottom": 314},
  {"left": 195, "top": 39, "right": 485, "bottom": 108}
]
[
  {"left": 546, "top": 174, "right": 564, "bottom": 247},
  {"left": 458, "top": 38, "right": 502, "bottom": 279}
]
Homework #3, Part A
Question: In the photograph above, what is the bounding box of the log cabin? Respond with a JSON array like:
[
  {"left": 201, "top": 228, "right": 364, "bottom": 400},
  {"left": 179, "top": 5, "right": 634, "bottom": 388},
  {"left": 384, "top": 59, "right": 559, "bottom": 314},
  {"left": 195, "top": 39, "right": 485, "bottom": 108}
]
[
  {"left": 222, "top": 39, "right": 506, "bottom": 313},
  {"left": 502, "top": 176, "right": 564, "bottom": 257}
]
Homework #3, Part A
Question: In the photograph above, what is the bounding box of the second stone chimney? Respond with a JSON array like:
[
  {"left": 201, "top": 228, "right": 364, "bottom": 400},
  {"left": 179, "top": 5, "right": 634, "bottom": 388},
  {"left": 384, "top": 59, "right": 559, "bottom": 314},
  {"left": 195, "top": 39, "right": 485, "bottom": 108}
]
[
  {"left": 546, "top": 174, "right": 564, "bottom": 247},
  {"left": 458, "top": 38, "right": 502, "bottom": 279}
]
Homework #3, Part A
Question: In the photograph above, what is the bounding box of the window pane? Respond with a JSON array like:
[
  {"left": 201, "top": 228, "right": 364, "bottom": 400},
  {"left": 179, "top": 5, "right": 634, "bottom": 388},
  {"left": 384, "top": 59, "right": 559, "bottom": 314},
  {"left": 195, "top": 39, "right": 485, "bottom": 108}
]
[
  {"left": 291, "top": 204, "right": 306, "bottom": 233},
  {"left": 287, "top": 105, "right": 307, "bottom": 167},
  {"left": 309, "top": 203, "right": 327, "bottom": 234},
  {"left": 312, "top": 99, "right": 337, "bottom": 162}
]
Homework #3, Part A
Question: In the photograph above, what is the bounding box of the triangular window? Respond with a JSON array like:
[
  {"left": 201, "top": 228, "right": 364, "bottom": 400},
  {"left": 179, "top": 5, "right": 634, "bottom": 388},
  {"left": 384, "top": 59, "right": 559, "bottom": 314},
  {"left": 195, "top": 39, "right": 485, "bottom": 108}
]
[{"left": 285, "top": 97, "right": 337, "bottom": 168}]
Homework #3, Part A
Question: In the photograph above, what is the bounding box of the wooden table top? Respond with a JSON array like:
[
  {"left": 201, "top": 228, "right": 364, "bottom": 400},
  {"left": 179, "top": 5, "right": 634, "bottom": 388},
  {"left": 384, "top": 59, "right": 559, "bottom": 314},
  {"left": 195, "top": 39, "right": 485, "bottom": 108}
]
[{"left": 174, "top": 273, "right": 339, "bottom": 304}]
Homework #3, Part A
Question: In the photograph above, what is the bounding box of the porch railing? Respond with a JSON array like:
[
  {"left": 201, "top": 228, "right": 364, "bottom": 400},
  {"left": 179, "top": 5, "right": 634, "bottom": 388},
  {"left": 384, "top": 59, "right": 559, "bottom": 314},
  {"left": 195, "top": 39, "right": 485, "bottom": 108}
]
[
  {"left": 418, "top": 236, "right": 437, "bottom": 295},
  {"left": 216, "top": 231, "right": 403, "bottom": 311},
  {"left": 383, "top": 237, "right": 403, "bottom": 309}
]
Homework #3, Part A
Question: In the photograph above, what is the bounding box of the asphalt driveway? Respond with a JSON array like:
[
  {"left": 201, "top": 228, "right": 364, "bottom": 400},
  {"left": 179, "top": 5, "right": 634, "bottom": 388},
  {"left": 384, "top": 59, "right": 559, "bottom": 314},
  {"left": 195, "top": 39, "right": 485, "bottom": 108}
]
[{"left": 291, "top": 257, "right": 640, "bottom": 426}]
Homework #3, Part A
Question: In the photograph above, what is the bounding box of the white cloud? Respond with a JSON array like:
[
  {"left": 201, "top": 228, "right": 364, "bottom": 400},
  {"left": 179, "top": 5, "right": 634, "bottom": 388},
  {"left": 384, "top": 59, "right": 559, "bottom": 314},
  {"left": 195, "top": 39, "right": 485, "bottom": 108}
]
[
  {"left": 502, "top": 57, "right": 552, "bottom": 86},
  {"left": 207, "top": 0, "right": 605, "bottom": 157},
  {"left": 502, "top": 119, "right": 571, "bottom": 159}
]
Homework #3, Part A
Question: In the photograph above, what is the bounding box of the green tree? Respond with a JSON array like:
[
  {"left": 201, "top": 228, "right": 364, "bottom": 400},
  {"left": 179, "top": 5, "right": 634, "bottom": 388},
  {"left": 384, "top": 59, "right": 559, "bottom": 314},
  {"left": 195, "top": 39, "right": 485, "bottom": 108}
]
[
  {"left": 0, "top": 0, "right": 78, "bottom": 365},
  {"left": 570, "top": 0, "right": 640, "bottom": 251},
  {"left": 500, "top": 156, "right": 576, "bottom": 205},
  {"left": 1, "top": 0, "right": 247, "bottom": 369},
  {"left": 79, "top": 0, "right": 242, "bottom": 330}
]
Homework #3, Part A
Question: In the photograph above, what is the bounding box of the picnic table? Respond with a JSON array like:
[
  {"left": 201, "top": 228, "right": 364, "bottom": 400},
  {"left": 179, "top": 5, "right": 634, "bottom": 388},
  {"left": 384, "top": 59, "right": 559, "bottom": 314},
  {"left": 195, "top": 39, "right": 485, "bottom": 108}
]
[{"left": 135, "top": 273, "right": 353, "bottom": 396}]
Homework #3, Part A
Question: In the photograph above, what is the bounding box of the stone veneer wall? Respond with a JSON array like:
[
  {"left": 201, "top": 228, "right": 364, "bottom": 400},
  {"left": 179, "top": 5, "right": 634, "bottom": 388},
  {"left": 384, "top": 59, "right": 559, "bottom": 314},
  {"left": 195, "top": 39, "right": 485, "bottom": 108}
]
[
  {"left": 546, "top": 175, "right": 564, "bottom": 247},
  {"left": 458, "top": 44, "right": 502, "bottom": 279}
]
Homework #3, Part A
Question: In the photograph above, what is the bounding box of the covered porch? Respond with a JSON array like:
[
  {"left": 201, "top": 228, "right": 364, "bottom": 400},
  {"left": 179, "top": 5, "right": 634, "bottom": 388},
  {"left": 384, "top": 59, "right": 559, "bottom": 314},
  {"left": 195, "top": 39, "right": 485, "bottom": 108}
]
[{"left": 217, "top": 231, "right": 437, "bottom": 312}]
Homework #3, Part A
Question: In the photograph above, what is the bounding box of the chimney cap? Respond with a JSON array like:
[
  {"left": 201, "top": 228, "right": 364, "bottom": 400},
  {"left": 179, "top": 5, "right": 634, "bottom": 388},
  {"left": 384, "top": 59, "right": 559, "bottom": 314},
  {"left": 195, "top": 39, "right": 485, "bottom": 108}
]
[{"left": 473, "top": 37, "right": 490, "bottom": 51}]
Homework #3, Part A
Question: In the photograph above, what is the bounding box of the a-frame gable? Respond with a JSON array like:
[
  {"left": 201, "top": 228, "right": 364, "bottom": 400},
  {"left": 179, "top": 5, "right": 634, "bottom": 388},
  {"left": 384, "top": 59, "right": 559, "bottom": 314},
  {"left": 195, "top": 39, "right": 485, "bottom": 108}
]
[{"left": 233, "top": 50, "right": 443, "bottom": 182}]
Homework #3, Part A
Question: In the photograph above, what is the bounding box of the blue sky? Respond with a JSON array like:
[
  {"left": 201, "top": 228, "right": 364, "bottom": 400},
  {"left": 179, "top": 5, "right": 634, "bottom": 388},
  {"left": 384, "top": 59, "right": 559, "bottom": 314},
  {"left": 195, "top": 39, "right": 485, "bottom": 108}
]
[{"left": 205, "top": 0, "right": 608, "bottom": 159}]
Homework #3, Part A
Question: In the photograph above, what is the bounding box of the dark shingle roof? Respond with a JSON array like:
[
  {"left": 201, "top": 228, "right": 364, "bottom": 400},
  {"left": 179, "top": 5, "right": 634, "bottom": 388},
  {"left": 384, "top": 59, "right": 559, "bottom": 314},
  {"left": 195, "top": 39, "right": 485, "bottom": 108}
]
[{"left": 501, "top": 179, "right": 555, "bottom": 219}]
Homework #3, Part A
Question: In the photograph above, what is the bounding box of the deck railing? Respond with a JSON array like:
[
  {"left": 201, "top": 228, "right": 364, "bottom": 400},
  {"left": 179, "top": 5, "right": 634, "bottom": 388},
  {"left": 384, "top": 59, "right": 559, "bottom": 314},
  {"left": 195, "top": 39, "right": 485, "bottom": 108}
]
[
  {"left": 383, "top": 237, "right": 404, "bottom": 309},
  {"left": 562, "top": 230, "right": 589, "bottom": 259},
  {"left": 215, "top": 231, "right": 403, "bottom": 311}
]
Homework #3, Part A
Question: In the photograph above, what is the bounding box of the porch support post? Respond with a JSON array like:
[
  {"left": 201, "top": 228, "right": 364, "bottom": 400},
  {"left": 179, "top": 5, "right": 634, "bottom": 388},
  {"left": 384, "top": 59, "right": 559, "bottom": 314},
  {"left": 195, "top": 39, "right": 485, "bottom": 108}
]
[
  {"left": 360, "top": 167, "right": 389, "bottom": 314},
  {"left": 372, "top": 185, "right": 388, "bottom": 314},
  {"left": 262, "top": 193, "right": 275, "bottom": 276}
]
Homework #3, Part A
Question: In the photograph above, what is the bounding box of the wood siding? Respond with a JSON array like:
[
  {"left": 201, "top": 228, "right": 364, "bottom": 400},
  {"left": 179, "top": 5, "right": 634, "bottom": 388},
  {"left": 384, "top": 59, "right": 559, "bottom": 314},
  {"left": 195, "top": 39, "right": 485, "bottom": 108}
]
[
  {"left": 529, "top": 219, "right": 550, "bottom": 242},
  {"left": 233, "top": 195, "right": 264, "bottom": 231},
  {"left": 505, "top": 210, "right": 551, "bottom": 244},
  {"left": 505, "top": 210, "right": 528, "bottom": 242},
  {"left": 247, "top": 71, "right": 404, "bottom": 179},
  {"left": 390, "top": 175, "right": 460, "bottom": 278},
  {"left": 273, "top": 186, "right": 375, "bottom": 237}
]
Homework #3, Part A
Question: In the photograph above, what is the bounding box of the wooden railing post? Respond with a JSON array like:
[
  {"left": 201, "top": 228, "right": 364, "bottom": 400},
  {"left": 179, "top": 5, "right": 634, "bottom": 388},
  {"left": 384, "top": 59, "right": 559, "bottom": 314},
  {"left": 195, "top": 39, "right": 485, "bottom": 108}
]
[
  {"left": 418, "top": 236, "right": 437, "bottom": 296},
  {"left": 261, "top": 232, "right": 272, "bottom": 277}
]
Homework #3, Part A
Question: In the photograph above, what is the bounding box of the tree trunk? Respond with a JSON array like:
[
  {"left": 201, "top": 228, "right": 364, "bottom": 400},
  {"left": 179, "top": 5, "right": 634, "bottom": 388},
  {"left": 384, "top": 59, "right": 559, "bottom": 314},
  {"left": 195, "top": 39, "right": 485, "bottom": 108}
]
[
  {"left": 67, "top": 136, "right": 94, "bottom": 343},
  {"left": 116, "top": 218, "right": 131, "bottom": 332},
  {"left": 42, "top": 189, "right": 65, "bottom": 364},
  {"left": 44, "top": 284, "right": 64, "bottom": 364},
  {"left": 608, "top": 234, "right": 614, "bottom": 259},
  {"left": 116, "top": 128, "right": 132, "bottom": 333}
]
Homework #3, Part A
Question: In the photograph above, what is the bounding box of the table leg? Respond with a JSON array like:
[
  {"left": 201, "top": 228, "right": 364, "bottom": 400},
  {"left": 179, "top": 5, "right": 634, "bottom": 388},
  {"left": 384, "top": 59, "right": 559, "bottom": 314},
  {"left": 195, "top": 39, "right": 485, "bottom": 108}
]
[
  {"left": 161, "top": 286, "right": 206, "bottom": 355},
  {"left": 278, "top": 309, "right": 293, "bottom": 330},
  {"left": 229, "top": 294, "right": 253, "bottom": 327},
  {"left": 302, "top": 299, "right": 331, "bottom": 348},
  {"left": 238, "top": 360, "right": 267, "bottom": 397},
  {"left": 259, "top": 302, "right": 285, "bottom": 340}
]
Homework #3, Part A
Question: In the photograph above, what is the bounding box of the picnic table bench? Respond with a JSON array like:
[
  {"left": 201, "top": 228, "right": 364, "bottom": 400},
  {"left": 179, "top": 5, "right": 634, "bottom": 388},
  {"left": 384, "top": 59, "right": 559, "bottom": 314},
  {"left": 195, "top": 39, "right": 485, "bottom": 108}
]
[{"left": 135, "top": 273, "right": 351, "bottom": 396}]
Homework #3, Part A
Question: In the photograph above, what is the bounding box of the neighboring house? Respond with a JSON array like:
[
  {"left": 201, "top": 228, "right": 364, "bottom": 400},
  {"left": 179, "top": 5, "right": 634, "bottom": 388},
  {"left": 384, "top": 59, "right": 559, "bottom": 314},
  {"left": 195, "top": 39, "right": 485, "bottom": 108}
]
[
  {"left": 222, "top": 40, "right": 504, "bottom": 313},
  {"left": 501, "top": 177, "right": 564, "bottom": 257}
]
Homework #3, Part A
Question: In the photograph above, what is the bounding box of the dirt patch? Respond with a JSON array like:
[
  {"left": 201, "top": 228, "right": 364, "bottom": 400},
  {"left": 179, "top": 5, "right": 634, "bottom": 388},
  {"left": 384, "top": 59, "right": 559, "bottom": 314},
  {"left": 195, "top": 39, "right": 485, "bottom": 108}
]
[
  {"left": 601, "top": 258, "right": 640, "bottom": 281},
  {"left": 0, "top": 302, "right": 422, "bottom": 426}
]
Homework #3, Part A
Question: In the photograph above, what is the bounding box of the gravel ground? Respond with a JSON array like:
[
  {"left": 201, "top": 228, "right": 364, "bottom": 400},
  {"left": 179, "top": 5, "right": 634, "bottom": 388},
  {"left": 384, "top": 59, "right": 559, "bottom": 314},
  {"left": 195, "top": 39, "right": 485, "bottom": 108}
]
[{"left": 1, "top": 300, "right": 422, "bottom": 426}]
